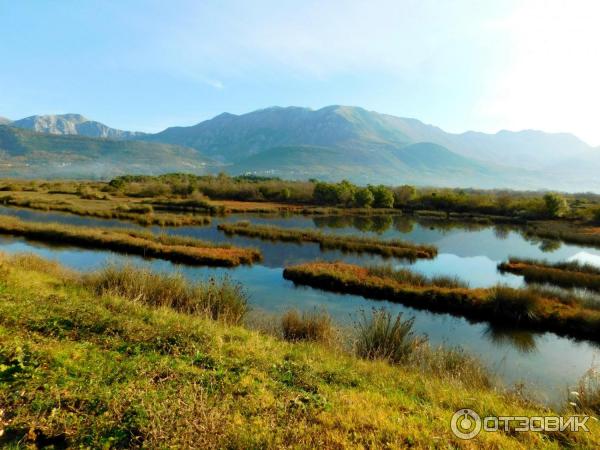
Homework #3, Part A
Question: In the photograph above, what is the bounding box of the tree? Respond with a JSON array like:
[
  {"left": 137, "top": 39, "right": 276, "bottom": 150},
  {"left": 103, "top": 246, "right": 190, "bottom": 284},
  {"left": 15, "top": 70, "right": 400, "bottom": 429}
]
[
  {"left": 543, "top": 193, "right": 568, "bottom": 218},
  {"left": 393, "top": 185, "right": 416, "bottom": 208},
  {"left": 369, "top": 185, "right": 394, "bottom": 208},
  {"left": 354, "top": 187, "right": 374, "bottom": 207}
]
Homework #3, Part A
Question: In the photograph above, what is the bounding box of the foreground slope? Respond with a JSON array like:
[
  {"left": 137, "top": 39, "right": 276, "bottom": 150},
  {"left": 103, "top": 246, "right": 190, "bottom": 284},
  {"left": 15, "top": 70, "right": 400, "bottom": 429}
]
[{"left": 0, "top": 253, "right": 596, "bottom": 448}]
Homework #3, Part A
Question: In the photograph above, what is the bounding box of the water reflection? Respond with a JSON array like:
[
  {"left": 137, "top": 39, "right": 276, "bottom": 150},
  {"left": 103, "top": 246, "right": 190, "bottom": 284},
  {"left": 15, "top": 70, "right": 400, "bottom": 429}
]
[
  {"left": 483, "top": 325, "right": 538, "bottom": 354},
  {"left": 0, "top": 205, "right": 599, "bottom": 405}
]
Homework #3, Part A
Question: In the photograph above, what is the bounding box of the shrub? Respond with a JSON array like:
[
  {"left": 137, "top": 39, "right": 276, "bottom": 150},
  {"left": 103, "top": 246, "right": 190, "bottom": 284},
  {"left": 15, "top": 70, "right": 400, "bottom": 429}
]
[
  {"left": 281, "top": 309, "right": 334, "bottom": 343},
  {"left": 543, "top": 193, "right": 569, "bottom": 218},
  {"left": 354, "top": 309, "right": 423, "bottom": 363}
]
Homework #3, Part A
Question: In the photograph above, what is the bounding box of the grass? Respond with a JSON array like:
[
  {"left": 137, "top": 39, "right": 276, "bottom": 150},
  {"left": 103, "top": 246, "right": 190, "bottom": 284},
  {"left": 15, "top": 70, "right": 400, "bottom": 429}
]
[
  {"left": 0, "top": 252, "right": 596, "bottom": 448},
  {"left": 0, "top": 192, "right": 211, "bottom": 226},
  {"left": 218, "top": 221, "right": 437, "bottom": 260},
  {"left": 499, "top": 257, "right": 600, "bottom": 292},
  {"left": 283, "top": 261, "right": 600, "bottom": 343},
  {"left": 0, "top": 214, "right": 261, "bottom": 266},
  {"left": 354, "top": 309, "right": 424, "bottom": 363},
  {"left": 85, "top": 264, "right": 248, "bottom": 324},
  {"left": 280, "top": 309, "right": 335, "bottom": 343}
]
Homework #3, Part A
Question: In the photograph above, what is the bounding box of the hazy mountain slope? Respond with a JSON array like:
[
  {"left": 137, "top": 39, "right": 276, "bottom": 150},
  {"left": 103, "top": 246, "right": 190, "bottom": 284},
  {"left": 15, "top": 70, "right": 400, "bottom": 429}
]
[
  {"left": 0, "top": 117, "right": 11, "bottom": 125},
  {"left": 0, "top": 125, "right": 208, "bottom": 178},
  {"left": 145, "top": 106, "right": 416, "bottom": 162},
  {"left": 11, "top": 114, "right": 145, "bottom": 139},
  {"left": 230, "top": 142, "right": 534, "bottom": 188},
  {"left": 146, "top": 105, "right": 598, "bottom": 171}
]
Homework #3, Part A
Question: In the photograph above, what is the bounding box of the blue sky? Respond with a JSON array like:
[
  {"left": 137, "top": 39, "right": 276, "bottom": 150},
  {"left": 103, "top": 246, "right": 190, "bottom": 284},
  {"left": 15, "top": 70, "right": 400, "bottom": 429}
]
[{"left": 2, "top": 0, "right": 599, "bottom": 144}]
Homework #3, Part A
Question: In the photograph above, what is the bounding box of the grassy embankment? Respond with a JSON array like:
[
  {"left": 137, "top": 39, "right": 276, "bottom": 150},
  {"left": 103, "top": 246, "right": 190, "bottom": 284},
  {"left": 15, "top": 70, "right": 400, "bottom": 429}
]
[
  {"left": 0, "top": 253, "right": 597, "bottom": 448},
  {"left": 218, "top": 222, "right": 437, "bottom": 260},
  {"left": 0, "top": 215, "right": 260, "bottom": 267},
  {"left": 283, "top": 262, "right": 600, "bottom": 343},
  {"left": 499, "top": 257, "right": 600, "bottom": 292}
]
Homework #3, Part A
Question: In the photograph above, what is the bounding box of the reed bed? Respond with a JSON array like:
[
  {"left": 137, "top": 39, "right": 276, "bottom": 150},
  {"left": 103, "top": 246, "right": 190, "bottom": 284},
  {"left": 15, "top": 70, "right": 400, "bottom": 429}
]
[
  {"left": 0, "top": 215, "right": 261, "bottom": 266},
  {"left": 499, "top": 257, "right": 600, "bottom": 292},
  {"left": 0, "top": 194, "right": 211, "bottom": 226},
  {"left": 218, "top": 221, "right": 437, "bottom": 259},
  {"left": 283, "top": 261, "right": 600, "bottom": 342}
]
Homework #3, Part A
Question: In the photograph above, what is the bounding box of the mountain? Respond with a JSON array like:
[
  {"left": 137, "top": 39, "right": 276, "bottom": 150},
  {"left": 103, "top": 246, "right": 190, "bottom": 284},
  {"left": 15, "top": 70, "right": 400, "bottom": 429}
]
[
  {"left": 0, "top": 117, "right": 11, "bottom": 125},
  {"left": 0, "top": 125, "right": 209, "bottom": 179},
  {"left": 143, "top": 105, "right": 592, "bottom": 189},
  {"left": 10, "top": 114, "right": 145, "bottom": 139},
  {"left": 145, "top": 105, "right": 598, "bottom": 170}
]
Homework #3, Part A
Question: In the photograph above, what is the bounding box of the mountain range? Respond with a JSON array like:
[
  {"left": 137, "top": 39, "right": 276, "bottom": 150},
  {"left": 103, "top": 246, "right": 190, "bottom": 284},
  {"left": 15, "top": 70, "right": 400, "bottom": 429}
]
[{"left": 1, "top": 106, "right": 599, "bottom": 191}]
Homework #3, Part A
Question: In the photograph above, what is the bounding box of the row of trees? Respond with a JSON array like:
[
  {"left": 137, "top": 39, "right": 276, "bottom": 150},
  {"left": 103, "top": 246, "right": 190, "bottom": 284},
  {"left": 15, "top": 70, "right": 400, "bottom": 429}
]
[{"left": 313, "top": 181, "right": 395, "bottom": 208}]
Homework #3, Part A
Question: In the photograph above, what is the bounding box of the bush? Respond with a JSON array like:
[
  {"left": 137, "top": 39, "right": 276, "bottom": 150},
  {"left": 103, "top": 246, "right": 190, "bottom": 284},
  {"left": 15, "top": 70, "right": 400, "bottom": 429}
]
[
  {"left": 281, "top": 309, "right": 334, "bottom": 343},
  {"left": 354, "top": 309, "right": 423, "bottom": 363},
  {"left": 543, "top": 193, "right": 569, "bottom": 218}
]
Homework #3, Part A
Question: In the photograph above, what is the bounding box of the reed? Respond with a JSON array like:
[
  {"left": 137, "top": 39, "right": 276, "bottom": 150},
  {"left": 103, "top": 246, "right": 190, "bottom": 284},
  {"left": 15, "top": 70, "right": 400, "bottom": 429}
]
[
  {"left": 218, "top": 222, "right": 437, "bottom": 259},
  {"left": 0, "top": 215, "right": 261, "bottom": 266},
  {"left": 280, "top": 308, "right": 335, "bottom": 343},
  {"left": 499, "top": 257, "right": 600, "bottom": 291},
  {"left": 283, "top": 261, "right": 600, "bottom": 342},
  {"left": 85, "top": 264, "right": 248, "bottom": 324}
]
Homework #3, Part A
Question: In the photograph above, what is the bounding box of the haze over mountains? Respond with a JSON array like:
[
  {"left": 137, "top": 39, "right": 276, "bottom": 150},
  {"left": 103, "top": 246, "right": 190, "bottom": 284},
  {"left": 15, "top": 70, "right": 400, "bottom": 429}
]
[{"left": 1, "top": 106, "right": 599, "bottom": 191}]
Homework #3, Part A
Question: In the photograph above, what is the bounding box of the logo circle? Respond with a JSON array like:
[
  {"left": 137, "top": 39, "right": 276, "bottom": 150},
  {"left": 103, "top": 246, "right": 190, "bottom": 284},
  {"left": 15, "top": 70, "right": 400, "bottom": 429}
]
[{"left": 451, "top": 408, "right": 481, "bottom": 439}]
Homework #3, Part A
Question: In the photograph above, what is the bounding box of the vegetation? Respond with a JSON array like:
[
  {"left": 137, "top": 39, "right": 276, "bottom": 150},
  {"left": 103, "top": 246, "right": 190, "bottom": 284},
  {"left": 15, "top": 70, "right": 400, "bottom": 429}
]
[
  {"left": 0, "top": 192, "right": 211, "bottom": 226},
  {"left": 0, "top": 215, "right": 261, "bottom": 266},
  {"left": 280, "top": 309, "right": 334, "bottom": 343},
  {"left": 218, "top": 221, "right": 437, "bottom": 259},
  {"left": 499, "top": 257, "right": 600, "bottom": 292},
  {"left": 283, "top": 261, "right": 600, "bottom": 342},
  {"left": 354, "top": 309, "right": 423, "bottom": 363},
  {"left": 0, "top": 253, "right": 595, "bottom": 447},
  {"left": 85, "top": 264, "right": 248, "bottom": 324}
]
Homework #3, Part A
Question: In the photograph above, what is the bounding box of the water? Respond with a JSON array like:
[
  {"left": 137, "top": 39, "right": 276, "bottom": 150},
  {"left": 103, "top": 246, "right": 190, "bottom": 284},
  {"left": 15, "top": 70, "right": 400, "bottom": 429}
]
[{"left": 0, "top": 205, "right": 599, "bottom": 406}]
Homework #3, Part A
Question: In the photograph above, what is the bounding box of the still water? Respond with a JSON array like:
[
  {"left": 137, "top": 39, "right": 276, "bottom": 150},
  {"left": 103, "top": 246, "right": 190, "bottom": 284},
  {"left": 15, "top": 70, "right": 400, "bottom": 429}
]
[{"left": 0, "top": 205, "right": 598, "bottom": 406}]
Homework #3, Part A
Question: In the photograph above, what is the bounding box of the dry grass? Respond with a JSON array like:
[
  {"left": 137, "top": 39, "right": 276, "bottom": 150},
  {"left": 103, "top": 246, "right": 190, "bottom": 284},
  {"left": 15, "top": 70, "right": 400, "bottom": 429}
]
[
  {"left": 283, "top": 261, "right": 600, "bottom": 342},
  {"left": 84, "top": 264, "right": 248, "bottom": 324},
  {"left": 218, "top": 221, "right": 437, "bottom": 259},
  {"left": 0, "top": 214, "right": 261, "bottom": 266},
  {"left": 280, "top": 309, "right": 335, "bottom": 343}
]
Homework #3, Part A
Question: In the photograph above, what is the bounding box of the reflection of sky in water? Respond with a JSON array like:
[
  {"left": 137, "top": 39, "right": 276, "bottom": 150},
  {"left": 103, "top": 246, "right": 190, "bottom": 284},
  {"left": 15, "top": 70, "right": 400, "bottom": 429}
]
[{"left": 0, "top": 206, "right": 599, "bottom": 406}]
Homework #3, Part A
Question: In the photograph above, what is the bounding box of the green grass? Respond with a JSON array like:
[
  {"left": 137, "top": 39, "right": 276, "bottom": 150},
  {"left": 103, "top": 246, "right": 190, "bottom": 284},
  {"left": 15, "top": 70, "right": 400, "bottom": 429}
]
[
  {"left": 218, "top": 221, "right": 437, "bottom": 260},
  {"left": 0, "top": 253, "right": 596, "bottom": 448},
  {"left": 0, "top": 214, "right": 261, "bottom": 267}
]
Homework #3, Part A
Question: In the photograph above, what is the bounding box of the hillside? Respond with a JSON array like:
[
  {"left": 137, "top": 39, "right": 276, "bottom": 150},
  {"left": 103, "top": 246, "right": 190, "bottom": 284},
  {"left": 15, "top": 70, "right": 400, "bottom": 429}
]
[
  {"left": 0, "top": 125, "right": 209, "bottom": 178},
  {"left": 10, "top": 114, "right": 145, "bottom": 139}
]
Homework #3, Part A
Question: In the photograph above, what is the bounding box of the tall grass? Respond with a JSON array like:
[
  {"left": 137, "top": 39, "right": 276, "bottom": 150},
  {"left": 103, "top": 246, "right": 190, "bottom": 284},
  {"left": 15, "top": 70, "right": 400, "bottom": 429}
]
[
  {"left": 354, "top": 309, "right": 424, "bottom": 363},
  {"left": 486, "top": 285, "right": 540, "bottom": 322},
  {"left": 499, "top": 257, "right": 600, "bottom": 292},
  {"left": 218, "top": 222, "right": 437, "bottom": 259},
  {"left": 0, "top": 215, "right": 260, "bottom": 266},
  {"left": 85, "top": 264, "right": 248, "bottom": 324},
  {"left": 367, "top": 264, "right": 468, "bottom": 288},
  {"left": 570, "top": 365, "right": 600, "bottom": 415},
  {"left": 280, "top": 309, "right": 334, "bottom": 343}
]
